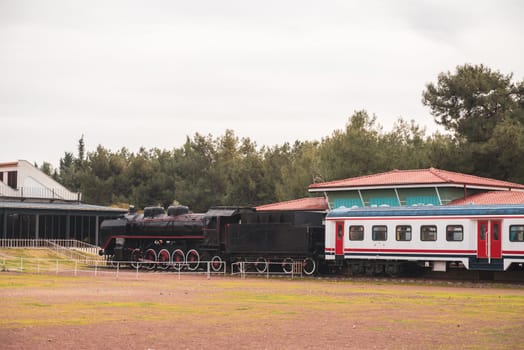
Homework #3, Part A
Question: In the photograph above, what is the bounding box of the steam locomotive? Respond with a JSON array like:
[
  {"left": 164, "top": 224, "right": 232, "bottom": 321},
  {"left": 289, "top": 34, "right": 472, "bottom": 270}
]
[
  {"left": 99, "top": 205, "right": 325, "bottom": 275},
  {"left": 100, "top": 203, "right": 524, "bottom": 276}
]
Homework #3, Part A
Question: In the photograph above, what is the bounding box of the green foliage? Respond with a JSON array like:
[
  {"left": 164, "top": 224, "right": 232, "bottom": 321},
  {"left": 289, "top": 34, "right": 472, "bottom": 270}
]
[{"left": 422, "top": 64, "right": 523, "bottom": 143}]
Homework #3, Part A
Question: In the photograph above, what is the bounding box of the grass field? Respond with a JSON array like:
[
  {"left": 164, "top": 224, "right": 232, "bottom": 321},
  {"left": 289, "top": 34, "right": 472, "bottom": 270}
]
[{"left": 1, "top": 271, "right": 524, "bottom": 350}]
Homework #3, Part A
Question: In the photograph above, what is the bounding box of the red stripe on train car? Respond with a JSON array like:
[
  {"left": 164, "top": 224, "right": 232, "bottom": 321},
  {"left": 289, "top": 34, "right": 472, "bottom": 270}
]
[{"left": 344, "top": 248, "right": 476, "bottom": 254}]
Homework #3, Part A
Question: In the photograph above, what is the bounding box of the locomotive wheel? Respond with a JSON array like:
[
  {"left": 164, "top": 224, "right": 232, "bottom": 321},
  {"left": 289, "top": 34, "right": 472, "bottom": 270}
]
[
  {"left": 255, "top": 257, "right": 268, "bottom": 273},
  {"left": 106, "top": 255, "right": 118, "bottom": 268},
  {"left": 143, "top": 248, "right": 157, "bottom": 270},
  {"left": 171, "top": 249, "right": 185, "bottom": 271},
  {"left": 130, "top": 249, "right": 141, "bottom": 269},
  {"left": 210, "top": 255, "right": 223, "bottom": 272},
  {"left": 157, "top": 249, "right": 171, "bottom": 270},
  {"left": 282, "top": 258, "right": 294, "bottom": 274},
  {"left": 186, "top": 249, "right": 200, "bottom": 271},
  {"left": 302, "top": 257, "right": 316, "bottom": 275}
]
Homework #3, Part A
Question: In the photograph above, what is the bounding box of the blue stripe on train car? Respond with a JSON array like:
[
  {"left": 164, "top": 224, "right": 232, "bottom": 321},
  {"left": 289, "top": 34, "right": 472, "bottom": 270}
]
[{"left": 327, "top": 204, "right": 524, "bottom": 218}]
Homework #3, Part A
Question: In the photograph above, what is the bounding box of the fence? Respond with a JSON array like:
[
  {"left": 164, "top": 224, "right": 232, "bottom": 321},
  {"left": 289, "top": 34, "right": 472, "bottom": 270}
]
[
  {"left": 0, "top": 257, "right": 229, "bottom": 280},
  {"left": 0, "top": 240, "right": 310, "bottom": 279},
  {"left": 231, "top": 260, "right": 304, "bottom": 279},
  {"left": 0, "top": 257, "right": 311, "bottom": 280},
  {"left": 0, "top": 239, "right": 100, "bottom": 254}
]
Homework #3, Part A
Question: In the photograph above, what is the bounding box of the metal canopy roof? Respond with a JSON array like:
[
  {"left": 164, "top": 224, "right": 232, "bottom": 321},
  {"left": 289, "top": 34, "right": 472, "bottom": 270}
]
[{"left": 0, "top": 201, "right": 127, "bottom": 215}]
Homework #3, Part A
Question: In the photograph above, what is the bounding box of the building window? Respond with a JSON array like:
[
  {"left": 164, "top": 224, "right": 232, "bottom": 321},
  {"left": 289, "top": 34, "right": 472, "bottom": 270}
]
[
  {"left": 396, "top": 225, "right": 412, "bottom": 241},
  {"left": 446, "top": 225, "right": 463, "bottom": 241},
  {"left": 349, "top": 225, "right": 364, "bottom": 240},
  {"left": 510, "top": 225, "right": 524, "bottom": 242},
  {"left": 421, "top": 225, "right": 437, "bottom": 241},
  {"left": 372, "top": 225, "right": 387, "bottom": 241},
  {"left": 7, "top": 171, "right": 17, "bottom": 189}
]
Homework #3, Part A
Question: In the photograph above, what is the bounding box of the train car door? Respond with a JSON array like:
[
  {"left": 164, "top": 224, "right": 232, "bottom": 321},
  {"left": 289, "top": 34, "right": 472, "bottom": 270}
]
[
  {"left": 477, "top": 220, "right": 502, "bottom": 259},
  {"left": 335, "top": 221, "right": 345, "bottom": 258}
]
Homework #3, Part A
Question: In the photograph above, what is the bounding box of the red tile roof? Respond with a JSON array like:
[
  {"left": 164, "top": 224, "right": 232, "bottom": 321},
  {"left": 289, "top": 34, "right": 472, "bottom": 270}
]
[
  {"left": 450, "top": 191, "right": 524, "bottom": 205},
  {"left": 256, "top": 197, "right": 328, "bottom": 211},
  {"left": 309, "top": 168, "right": 524, "bottom": 191}
]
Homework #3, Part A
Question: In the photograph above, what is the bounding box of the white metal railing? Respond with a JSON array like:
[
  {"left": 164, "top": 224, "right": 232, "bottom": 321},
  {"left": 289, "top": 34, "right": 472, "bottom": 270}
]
[
  {"left": 0, "top": 258, "right": 228, "bottom": 280},
  {"left": 0, "top": 239, "right": 102, "bottom": 261},
  {"left": 46, "top": 241, "right": 103, "bottom": 263},
  {"left": 231, "top": 260, "right": 305, "bottom": 279},
  {"left": 0, "top": 186, "right": 81, "bottom": 201}
]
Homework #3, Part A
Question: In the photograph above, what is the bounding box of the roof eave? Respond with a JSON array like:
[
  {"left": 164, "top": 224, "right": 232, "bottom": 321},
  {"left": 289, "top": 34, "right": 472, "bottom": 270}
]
[{"left": 308, "top": 184, "right": 524, "bottom": 193}]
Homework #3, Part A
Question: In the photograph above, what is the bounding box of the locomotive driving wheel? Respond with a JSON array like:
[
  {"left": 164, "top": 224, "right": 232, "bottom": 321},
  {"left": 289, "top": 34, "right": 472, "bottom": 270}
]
[
  {"left": 171, "top": 249, "right": 185, "bottom": 271},
  {"left": 157, "top": 249, "right": 170, "bottom": 270},
  {"left": 186, "top": 249, "right": 200, "bottom": 271},
  {"left": 143, "top": 248, "right": 157, "bottom": 270}
]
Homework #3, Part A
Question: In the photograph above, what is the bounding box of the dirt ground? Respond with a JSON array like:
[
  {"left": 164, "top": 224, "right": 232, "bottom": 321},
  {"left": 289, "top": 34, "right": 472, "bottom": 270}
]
[{"left": 1, "top": 272, "right": 523, "bottom": 350}]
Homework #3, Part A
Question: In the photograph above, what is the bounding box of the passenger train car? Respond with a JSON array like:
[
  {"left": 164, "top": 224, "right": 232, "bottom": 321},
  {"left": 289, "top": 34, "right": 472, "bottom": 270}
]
[{"left": 325, "top": 204, "right": 524, "bottom": 275}]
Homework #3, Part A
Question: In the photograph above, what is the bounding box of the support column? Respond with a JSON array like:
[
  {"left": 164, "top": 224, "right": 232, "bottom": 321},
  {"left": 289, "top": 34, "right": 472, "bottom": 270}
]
[
  {"left": 95, "top": 216, "right": 100, "bottom": 247},
  {"left": 35, "top": 214, "right": 39, "bottom": 240},
  {"left": 66, "top": 214, "right": 71, "bottom": 240},
  {"left": 2, "top": 211, "right": 7, "bottom": 239}
]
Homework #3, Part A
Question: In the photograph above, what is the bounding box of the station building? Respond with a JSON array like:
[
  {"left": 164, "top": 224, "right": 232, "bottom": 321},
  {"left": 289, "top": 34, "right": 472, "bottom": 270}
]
[
  {"left": 0, "top": 160, "right": 126, "bottom": 246},
  {"left": 258, "top": 168, "right": 524, "bottom": 211}
]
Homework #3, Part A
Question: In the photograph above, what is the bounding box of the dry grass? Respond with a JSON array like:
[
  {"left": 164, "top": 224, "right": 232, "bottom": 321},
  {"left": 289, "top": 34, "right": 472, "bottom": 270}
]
[{"left": 1, "top": 273, "right": 524, "bottom": 349}]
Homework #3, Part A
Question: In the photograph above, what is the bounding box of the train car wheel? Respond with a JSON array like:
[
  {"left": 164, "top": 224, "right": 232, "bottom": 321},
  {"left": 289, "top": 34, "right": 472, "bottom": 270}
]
[
  {"left": 172, "top": 249, "right": 185, "bottom": 271},
  {"left": 157, "top": 249, "right": 171, "bottom": 270},
  {"left": 186, "top": 249, "right": 200, "bottom": 271},
  {"left": 143, "top": 248, "right": 157, "bottom": 270},
  {"left": 210, "top": 255, "right": 223, "bottom": 272},
  {"left": 302, "top": 257, "right": 316, "bottom": 275},
  {"left": 282, "top": 258, "right": 293, "bottom": 274},
  {"left": 255, "top": 257, "right": 268, "bottom": 273},
  {"left": 130, "top": 249, "right": 141, "bottom": 269}
]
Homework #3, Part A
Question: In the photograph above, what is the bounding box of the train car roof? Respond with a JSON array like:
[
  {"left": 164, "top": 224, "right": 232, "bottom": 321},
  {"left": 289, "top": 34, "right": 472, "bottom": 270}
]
[
  {"left": 326, "top": 204, "right": 524, "bottom": 218},
  {"left": 205, "top": 206, "right": 255, "bottom": 217}
]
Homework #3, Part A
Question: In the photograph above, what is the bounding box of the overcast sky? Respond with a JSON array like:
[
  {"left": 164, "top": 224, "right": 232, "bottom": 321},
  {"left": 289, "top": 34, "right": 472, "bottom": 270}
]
[{"left": 1, "top": 0, "right": 523, "bottom": 167}]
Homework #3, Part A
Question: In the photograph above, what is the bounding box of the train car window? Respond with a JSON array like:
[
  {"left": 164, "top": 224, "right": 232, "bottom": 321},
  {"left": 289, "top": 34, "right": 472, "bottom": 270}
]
[
  {"left": 493, "top": 223, "right": 499, "bottom": 240},
  {"left": 396, "top": 225, "right": 412, "bottom": 241},
  {"left": 372, "top": 225, "right": 387, "bottom": 241},
  {"left": 337, "top": 225, "right": 343, "bottom": 239},
  {"left": 509, "top": 225, "right": 524, "bottom": 242},
  {"left": 446, "top": 225, "right": 463, "bottom": 241},
  {"left": 479, "top": 223, "right": 487, "bottom": 240},
  {"left": 421, "top": 225, "right": 437, "bottom": 241},
  {"left": 349, "top": 226, "right": 364, "bottom": 241}
]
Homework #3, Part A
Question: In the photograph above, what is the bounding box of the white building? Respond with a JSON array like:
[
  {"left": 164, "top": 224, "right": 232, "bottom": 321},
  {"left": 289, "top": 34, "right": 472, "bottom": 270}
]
[
  {"left": 0, "top": 160, "right": 80, "bottom": 201},
  {"left": 0, "top": 160, "right": 125, "bottom": 245}
]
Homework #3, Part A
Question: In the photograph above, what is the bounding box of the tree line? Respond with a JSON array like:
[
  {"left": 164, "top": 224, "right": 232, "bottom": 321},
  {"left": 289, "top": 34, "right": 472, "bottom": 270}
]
[{"left": 38, "top": 64, "right": 524, "bottom": 212}]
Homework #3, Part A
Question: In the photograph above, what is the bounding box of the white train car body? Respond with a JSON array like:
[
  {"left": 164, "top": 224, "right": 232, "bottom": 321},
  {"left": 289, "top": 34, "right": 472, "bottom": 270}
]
[{"left": 325, "top": 204, "right": 524, "bottom": 272}]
